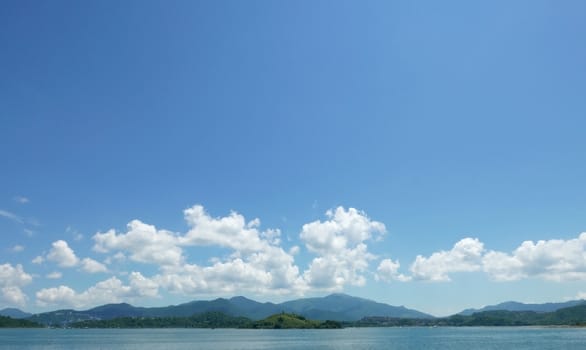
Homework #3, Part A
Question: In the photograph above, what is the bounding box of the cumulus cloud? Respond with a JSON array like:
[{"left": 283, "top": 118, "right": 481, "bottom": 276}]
[
  {"left": 0, "top": 263, "right": 32, "bottom": 307},
  {"left": 155, "top": 206, "right": 305, "bottom": 295},
  {"left": 46, "top": 271, "right": 62, "bottom": 279},
  {"left": 483, "top": 233, "right": 586, "bottom": 282},
  {"left": 36, "top": 273, "right": 158, "bottom": 308},
  {"left": 376, "top": 258, "right": 411, "bottom": 282},
  {"left": 80, "top": 258, "right": 108, "bottom": 273},
  {"left": 405, "top": 233, "right": 586, "bottom": 283},
  {"left": 300, "top": 207, "right": 386, "bottom": 290},
  {"left": 181, "top": 205, "right": 273, "bottom": 253},
  {"left": 47, "top": 240, "right": 79, "bottom": 267},
  {"left": 91, "top": 205, "right": 306, "bottom": 297},
  {"left": 42, "top": 240, "right": 107, "bottom": 274},
  {"left": 93, "top": 220, "right": 183, "bottom": 267},
  {"left": 11, "top": 245, "right": 24, "bottom": 253},
  {"left": 410, "top": 238, "right": 485, "bottom": 282}
]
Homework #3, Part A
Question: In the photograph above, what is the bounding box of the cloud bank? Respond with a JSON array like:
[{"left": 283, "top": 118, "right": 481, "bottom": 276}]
[{"left": 5, "top": 203, "right": 586, "bottom": 310}]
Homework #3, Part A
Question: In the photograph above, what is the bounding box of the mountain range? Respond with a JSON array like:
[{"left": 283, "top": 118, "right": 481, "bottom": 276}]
[
  {"left": 5, "top": 294, "right": 433, "bottom": 326},
  {"left": 3, "top": 294, "right": 585, "bottom": 327},
  {"left": 0, "top": 308, "right": 32, "bottom": 319},
  {"left": 8, "top": 294, "right": 431, "bottom": 326},
  {"left": 458, "top": 299, "right": 586, "bottom": 315}
]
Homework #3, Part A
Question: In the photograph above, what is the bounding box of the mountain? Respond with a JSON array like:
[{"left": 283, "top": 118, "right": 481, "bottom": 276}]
[
  {"left": 27, "top": 293, "right": 432, "bottom": 326},
  {"left": 280, "top": 293, "right": 433, "bottom": 321},
  {"left": 0, "top": 308, "right": 32, "bottom": 319},
  {"left": 459, "top": 299, "right": 586, "bottom": 316}
]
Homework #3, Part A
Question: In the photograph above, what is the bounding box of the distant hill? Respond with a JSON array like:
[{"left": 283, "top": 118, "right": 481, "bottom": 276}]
[
  {"left": 0, "top": 308, "right": 32, "bottom": 319},
  {"left": 358, "top": 304, "right": 586, "bottom": 327},
  {"left": 27, "top": 293, "right": 432, "bottom": 326},
  {"left": 459, "top": 300, "right": 586, "bottom": 316},
  {"left": 281, "top": 293, "right": 433, "bottom": 321},
  {"left": 448, "top": 304, "right": 586, "bottom": 326}
]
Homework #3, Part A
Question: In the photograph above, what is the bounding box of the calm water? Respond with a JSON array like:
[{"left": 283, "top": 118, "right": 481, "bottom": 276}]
[{"left": 1, "top": 327, "right": 585, "bottom": 350}]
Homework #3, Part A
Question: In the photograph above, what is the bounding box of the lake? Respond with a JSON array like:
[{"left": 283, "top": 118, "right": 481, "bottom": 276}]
[{"left": 1, "top": 327, "right": 586, "bottom": 349}]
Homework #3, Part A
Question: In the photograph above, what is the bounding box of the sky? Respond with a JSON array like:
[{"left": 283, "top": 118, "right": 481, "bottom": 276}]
[{"left": 1, "top": 0, "right": 585, "bottom": 317}]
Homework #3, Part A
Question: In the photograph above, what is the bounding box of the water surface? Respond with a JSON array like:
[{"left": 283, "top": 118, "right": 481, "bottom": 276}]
[{"left": 1, "top": 327, "right": 585, "bottom": 350}]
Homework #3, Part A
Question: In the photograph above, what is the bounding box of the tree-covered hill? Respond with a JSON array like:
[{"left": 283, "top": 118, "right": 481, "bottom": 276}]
[
  {"left": 251, "top": 313, "right": 341, "bottom": 329},
  {"left": 0, "top": 316, "right": 42, "bottom": 328}
]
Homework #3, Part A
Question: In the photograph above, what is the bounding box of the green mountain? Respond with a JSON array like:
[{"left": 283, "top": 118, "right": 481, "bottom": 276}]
[
  {"left": 0, "top": 308, "right": 32, "bottom": 319},
  {"left": 357, "top": 303, "right": 586, "bottom": 327},
  {"left": 281, "top": 293, "right": 433, "bottom": 321},
  {"left": 28, "top": 293, "right": 431, "bottom": 326},
  {"left": 459, "top": 299, "right": 586, "bottom": 315}
]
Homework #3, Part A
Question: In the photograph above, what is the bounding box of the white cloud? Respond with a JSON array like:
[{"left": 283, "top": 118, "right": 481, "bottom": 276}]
[
  {"left": 300, "top": 207, "right": 386, "bottom": 290},
  {"left": 104, "top": 252, "right": 126, "bottom": 265},
  {"left": 0, "top": 263, "right": 32, "bottom": 287},
  {"left": 403, "top": 233, "right": 586, "bottom": 283},
  {"left": 93, "top": 220, "right": 183, "bottom": 267},
  {"left": 154, "top": 206, "right": 306, "bottom": 296},
  {"left": 13, "top": 196, "right": 29, "bottom": 204},
  {"left": 181, "top": 205, "right": 271, "bottom": 253},
  {"left": 80, "top": 258, "right": 108, "bottom": 273},
  {"left": 36, "top": 285, "right": 76, "bottom": 307},
  {"left": 11, "top": 245, "right": 24, "bottom": 253},
  {"left": 301, "top": 207, "right": 385, "bottom": 255},
  {"left": 66, "top": 226, "right": 84, "bottom": 241},
  {"left": 36, "top": 273, "right": 158, "bottom": 309},
  {"left": 0, "top": 263, "right": 32, "bottom": 307},
  {"left": 0, "top": 209, "right": 23, "bottom": 224},
  {"left": 92, "top": 205, "right": 307, "bottom": 297},
  {"left": 376, "top": 258, "right": 411, "bottom": 282},
  {"left": 128, "top": 272, "right": 159, "bottom": 298},
  {"left": 47, "top": 240, "right": 79, "bottom": 267},
  {"left": 1, "top": 287, "right": 28, "bottom": 307},
  {"left": 42, "top": 240, "right": 109, "bottom": 274},
  {"left": 410, "top": 238, "right": 485, "bottom": 282},
  {"left": 46, "top": 271, "right": 62, "bottom": 279},
  {"left": 483, "top": 233, "right": 586, "bottom": 282}
]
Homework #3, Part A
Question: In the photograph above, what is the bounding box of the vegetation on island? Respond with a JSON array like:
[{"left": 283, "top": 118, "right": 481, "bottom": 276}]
[
  {"left": 250, "top": 313, "right": 341, "bottom": 329},
  {"left": 0, "top": 315, "right": 42, "bottom": 328},
  {"left": 7, "top": 298, "right": 586, "bottom": 329},
  {"left": 70, "top": 312, "right": 252, "bottom": 328},
  {"left": 69, "top": 312, "right": 342, "bottom": 329}
]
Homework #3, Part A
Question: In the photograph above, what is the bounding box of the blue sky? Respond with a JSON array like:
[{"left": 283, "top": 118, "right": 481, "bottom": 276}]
[{"left": 1, "top": 0, "right": 585, "bottom": 316}]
